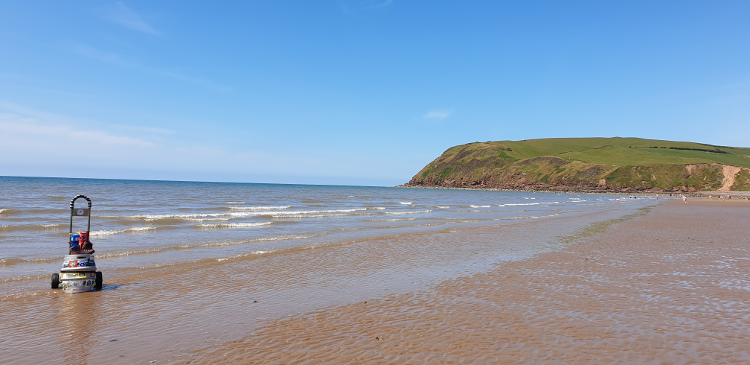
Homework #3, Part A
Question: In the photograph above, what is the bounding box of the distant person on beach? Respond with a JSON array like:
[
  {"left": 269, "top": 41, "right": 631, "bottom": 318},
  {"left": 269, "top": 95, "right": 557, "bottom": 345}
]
[{"left": 682, "top": 195, "right": 687, "bottom": 203}]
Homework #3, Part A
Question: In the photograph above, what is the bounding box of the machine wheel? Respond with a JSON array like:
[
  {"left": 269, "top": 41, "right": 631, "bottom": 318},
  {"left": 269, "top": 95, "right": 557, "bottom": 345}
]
[
  {"left": 51, "top": 273, "right": 60, "bottom": 289},
  {"left": 95, "top": 271, "right": 103, "bottom": 290}
]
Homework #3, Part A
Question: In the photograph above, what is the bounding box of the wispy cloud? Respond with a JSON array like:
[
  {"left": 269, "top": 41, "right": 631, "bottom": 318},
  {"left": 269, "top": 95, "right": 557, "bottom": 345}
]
[
  {"left": 154, "top": 70, "right": 234, "bottom": 93},
  {"left": 0, "top": 103, "right": 154, "bottom": 148},
  {"left": 111, "top": 124, "right": 176, "bottom": 135},
  {"left": 74, "top": 45, "right": 133, "bottom": 66},
  {"left": 105, "top": 2, "right": 159, "bottom": 35},
  {"left": 423, "top": 109, "right": 454, "bottom": 121},
  {"left": 71, "top": 44, "right": 232, "bottom": 92},
  {"left": 0, "top": 103, "right": 411, "bottom": 184},
  {"left": 364, "top": 0, "right": 394, "bottom": 9},
  {"left": 340, "top": 0, "right": 394, "bottom": 13}
]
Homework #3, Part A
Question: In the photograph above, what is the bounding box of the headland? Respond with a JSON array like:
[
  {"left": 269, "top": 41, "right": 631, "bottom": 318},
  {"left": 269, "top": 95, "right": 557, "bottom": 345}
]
[{"left": 405, "top": 137, "right": 750, "bottom": 193}]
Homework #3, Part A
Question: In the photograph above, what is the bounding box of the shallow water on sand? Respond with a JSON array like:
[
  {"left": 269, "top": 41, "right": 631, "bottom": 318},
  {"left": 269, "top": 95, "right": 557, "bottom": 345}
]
[
  {"left": 0, "top": 176, "right": 652, "bottom": 284},
  {"left": 0, "top": 177, "right": 657, "bottom": 363},
  {"left": 188, "top": 202, "right": 750, "bottom": 364}
]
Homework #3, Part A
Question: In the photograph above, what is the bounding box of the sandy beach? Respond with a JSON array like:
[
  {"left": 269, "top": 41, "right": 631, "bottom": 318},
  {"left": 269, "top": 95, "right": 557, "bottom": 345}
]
[
  {"left": 181, "top": 200, "right": 750, "bottom": 364},
  {"left": 2, "top": 198, "right": 749, "bottom": 364}
]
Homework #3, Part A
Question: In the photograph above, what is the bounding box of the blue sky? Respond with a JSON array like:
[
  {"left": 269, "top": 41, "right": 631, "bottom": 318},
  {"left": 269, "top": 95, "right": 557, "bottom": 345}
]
[{"left": 1, "top": 1, "right": 749, "bottom": 186}]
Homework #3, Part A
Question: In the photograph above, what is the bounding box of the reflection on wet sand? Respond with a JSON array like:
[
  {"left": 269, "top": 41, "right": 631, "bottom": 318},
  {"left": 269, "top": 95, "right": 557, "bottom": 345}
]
[
  {"left": 1, "top": 208, "right": 630, "bottom": 364},
  {"left": 58, "top": 292, "right": 101, "bottom": 364},
  {"left": 2, "top": 200, "right": 748, "bottom": 363},
  {"left": 184, "top": 201, "right": 750, "bottom": 364}
]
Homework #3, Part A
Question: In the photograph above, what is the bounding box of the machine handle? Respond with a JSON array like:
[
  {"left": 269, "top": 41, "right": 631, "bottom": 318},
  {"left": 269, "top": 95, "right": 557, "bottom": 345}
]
[
  {"left": 70, "top": 195, "right": 92, "bottom": 209},
  {"left": 69, "top": 195, "right": 93, "bottom": 253}
]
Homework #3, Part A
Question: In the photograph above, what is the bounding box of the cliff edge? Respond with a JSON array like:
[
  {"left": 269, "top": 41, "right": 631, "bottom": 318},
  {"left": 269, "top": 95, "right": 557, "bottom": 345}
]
[{"left": 405, "top": 137, "right": 750, "bottom": 192}]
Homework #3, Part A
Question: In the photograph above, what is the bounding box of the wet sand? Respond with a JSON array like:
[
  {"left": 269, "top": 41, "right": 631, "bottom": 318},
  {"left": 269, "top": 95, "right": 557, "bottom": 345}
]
[
  {"left": 2, "top": 200, "right": 749, "bottom": 364},
  {"left": 3, "top": 207, "right": 625, "bottom": 364},
  {"left": 183, "top": 200, "right": 750, "bottom": 364}
]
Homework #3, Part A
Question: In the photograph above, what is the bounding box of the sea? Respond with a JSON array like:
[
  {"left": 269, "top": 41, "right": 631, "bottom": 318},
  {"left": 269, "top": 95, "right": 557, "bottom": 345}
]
[
  {"left": 1, "top": 176, "right": 666, "bottom": 363},
  {"left": 1, "top": 176, "right": 657, "bottom": 288}
]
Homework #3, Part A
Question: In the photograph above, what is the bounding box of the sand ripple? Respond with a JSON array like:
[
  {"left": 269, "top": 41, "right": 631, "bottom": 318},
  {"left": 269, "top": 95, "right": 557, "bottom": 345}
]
[{"left": 185, "top": 201, "right": 750, "bottom": 364}]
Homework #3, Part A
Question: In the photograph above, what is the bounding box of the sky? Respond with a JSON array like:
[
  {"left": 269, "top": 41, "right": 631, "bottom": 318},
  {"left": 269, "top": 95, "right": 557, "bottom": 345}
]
[{"left": 1, "top": 1, "right": 749, "bottom": 186}]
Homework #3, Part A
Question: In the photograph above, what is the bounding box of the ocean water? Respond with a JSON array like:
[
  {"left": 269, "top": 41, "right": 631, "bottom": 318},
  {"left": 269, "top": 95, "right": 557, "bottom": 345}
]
[
  {"left": 0, "top": 176, "right": 666, "bottom": 363},
  {"left": 0, "top": 176, "right": 656, "bottom": 284}
]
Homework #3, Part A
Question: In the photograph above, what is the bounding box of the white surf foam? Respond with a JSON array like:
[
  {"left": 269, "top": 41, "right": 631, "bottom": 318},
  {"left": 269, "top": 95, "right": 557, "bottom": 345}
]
[
  {"left": 198, "top": 222, "right": 273, "bottom": 229},
  {"left": 182, "top": 217, "right": 232, "bottom": 222},
  {"left": 234, "top": 208, "right": 366, "bottom": 218},
  {"left": 229, "top": 205, "right": 291, "bottom": 211},
  {"left": 218, "top": 250, "right": 269, "bottom": 261},
  {"left": 398, "top": 202, "right": 413, "bottom": 205},
  {"left": 365, "top": 217, "right": 417, "bottom": 222},
  {"left": 103, "top": 212, "right": 225, "bottom": 221},
  {"left": 273, "top": 208, "right": 365, "bottom": 215},
  {"left": 90, "top": 226, "right": 157, "bottom": 236},
  {"left": 470, "top": 205, "right": 491, "bottom": 208},
  {"left": 383, "top": 209, "right": 432, "bottom": 215},
  {"left": 271, "top": 213, "right": 352, "bottom": 219},
  {"left": 103, "top": 207, "right": 366, "bottom": 222}
]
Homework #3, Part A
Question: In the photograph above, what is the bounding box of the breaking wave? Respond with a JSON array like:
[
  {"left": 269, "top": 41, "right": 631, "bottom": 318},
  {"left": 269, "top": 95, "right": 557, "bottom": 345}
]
[
  {"left": 90, "top": 226, "right": 157, "bottom": 236},
  {"left": 228, "top": 205, "right": 291, "bottom": 211},
  {"left": 364, "top": 218, "right": 417, "bottom": 222},
  {"left": 99, "top": 208, "right": 370, "bottom": 224},
  {"left": 231, "top": 208, "right": 366, "bottom": 218},
  {"left": 99, "top": 213, "right": 224, "bottom": 221},
  {"left": 382, "top": 209, "right": 432, "bottom": 215},
  {"left": 0, "top": 223, "right": 64, "bottom": 232},
  {"left": 198, "top": 222, "right": 273, "bottom": 229}
]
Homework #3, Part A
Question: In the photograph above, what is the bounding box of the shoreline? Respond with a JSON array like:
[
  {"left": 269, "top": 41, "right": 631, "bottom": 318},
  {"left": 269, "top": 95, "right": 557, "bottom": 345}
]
[
  {"left": 0, "top": 193, "right": 651, "bottom": 364},
  {"left": 185, "top": 200, "right": 750, "bottom": 363},
  {"left": 3, "top": 199, "right": 749, "bottom": 363},
  {"left": 394, "top": 184, "right": 750, "bottom": 198}
]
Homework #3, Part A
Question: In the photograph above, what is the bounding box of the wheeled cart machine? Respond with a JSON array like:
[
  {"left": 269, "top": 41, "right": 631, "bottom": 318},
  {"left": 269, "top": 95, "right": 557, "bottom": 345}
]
[{"left": 51, "top": 195, "right": 103, "bottom": 293}]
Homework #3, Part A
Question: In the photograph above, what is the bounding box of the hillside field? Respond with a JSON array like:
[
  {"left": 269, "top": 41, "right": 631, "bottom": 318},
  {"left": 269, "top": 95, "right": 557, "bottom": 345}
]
[{"left": 406, "top": 137, "right": 750, "bottom": 192}]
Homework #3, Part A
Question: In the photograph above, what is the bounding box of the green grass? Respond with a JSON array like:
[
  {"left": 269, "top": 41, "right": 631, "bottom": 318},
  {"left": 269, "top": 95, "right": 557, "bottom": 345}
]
[
  {"left": 466, "top": 138, "right": 750, "bottom": 168},
  {"left": 435, "top": 167, "right": 454, "bottom": 180},
  {"left": 605, "top": 164, "right": 723, "bottom": 190},
  {"left": 413, "top": 137, "right": 750, "bottom": 191},
  {"left": 635, "top": 147, "right": 750, "bottom": 167},
  {"left": 732, "top": 170, "right": 750, "bottom": 191},
  {"left": 558, "top": 146, "right": 697, "bottom": 165}
]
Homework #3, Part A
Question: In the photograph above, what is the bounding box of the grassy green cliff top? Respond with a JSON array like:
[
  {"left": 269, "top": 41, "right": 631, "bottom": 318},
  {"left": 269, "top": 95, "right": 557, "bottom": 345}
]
[
  {"left": 408, "top": 137, "right": 750, "bottom": 192},
  {"left": 444, "top": 137, "right": 750, "bottom": 168}
]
